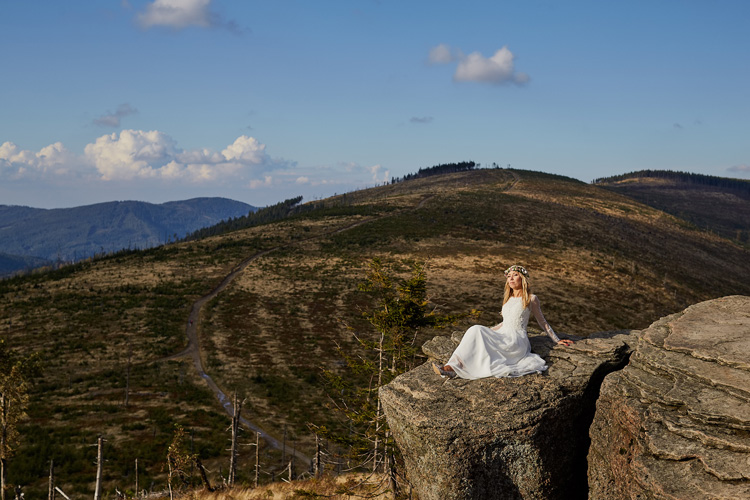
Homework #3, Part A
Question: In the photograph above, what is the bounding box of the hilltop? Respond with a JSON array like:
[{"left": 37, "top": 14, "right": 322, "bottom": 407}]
[
  {"left": 0, "top": 197, "right": 256, "bottom": 276},
  {"left": 1, "top": 168, "right": 749, "bottom": 496},
  {"left": 594, "top": 169, "right": 750, "bottom": 245}
]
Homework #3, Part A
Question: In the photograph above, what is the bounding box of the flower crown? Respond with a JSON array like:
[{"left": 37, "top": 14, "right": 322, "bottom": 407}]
[{"left": 504, "top": 265, "right": 529, "bottom": 278}]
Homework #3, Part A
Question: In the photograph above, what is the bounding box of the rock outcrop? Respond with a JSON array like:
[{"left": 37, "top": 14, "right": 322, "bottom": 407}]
[
  {"left": 380, "top": 329, "right": 636, "bottom": 500},
  {"left": 588, "top": 295, "right": 750, "bottom": 499}
]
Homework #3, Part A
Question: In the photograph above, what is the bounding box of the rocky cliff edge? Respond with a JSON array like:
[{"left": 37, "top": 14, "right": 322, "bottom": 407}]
[
  {"left": 380, "top": 326, "right": 636, "bottom": 500},
  {"left": 589, "top": 295, "right": 750, "bottom": 499},
  {"left": 380, "top": 296, "right": 750, "bottom": 500}
]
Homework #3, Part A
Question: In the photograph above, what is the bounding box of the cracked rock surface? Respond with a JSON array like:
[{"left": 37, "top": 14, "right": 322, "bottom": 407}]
[
  {"left": 588, "top": 295, "right": 750, "bottom": 500},
  {"left": 380, "top": 328, "right": 635, "bottom": 500}
]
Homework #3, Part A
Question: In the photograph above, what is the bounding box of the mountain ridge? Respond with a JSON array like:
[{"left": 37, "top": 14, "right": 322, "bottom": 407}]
[
  {"left": 594, "top": 170, "right": 750, "bottom": 245},
  {"left": 0, "top": 197, "right": 256, "bottom": 275}
]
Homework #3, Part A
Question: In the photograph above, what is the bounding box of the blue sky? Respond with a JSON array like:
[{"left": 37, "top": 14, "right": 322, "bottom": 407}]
[{"left": 1, "top": 0, "right": 748, "bottom": 208}]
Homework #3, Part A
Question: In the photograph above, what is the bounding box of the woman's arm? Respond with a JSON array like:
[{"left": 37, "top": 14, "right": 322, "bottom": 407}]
[
  {"left": 530, "top": 295, "right": 572, "bottom": 346},
  {"left": 491, "top": 322, "right": 503, "bottom": 331}
]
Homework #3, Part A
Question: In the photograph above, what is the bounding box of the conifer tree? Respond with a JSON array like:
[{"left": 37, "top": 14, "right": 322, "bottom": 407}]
[{"left": 320, "top": 258, "right": 467, "bottom": 481}]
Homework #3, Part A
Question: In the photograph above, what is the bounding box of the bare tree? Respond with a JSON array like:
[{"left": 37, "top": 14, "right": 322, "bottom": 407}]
[
  {"left": 94, "top": 436, "right": 104, "bottom": 500},
  {"left": 48, "top": 460, "right": 55, "bottom": 500},
  {"left": 254, "top": 432, "right": 260, "bottom": 488},
  {"left": 228, "top": 392, "right": 243, "bottom": 487}
]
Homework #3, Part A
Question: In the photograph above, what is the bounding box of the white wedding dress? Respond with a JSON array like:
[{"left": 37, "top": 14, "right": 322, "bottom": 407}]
[{"left": 446, "top": 295, "right": 558, "bottom": 379}]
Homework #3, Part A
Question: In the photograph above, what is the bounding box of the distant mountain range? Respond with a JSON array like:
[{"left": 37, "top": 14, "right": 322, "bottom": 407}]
[{"left": 0, "top": 197, "right": 256, "bottom": 276}]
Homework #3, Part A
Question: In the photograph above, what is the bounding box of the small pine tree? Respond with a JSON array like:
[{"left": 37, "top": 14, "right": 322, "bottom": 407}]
[
  {"left": 166, "top": 424, "right": 196, "bottom": 500},
  {"left": 320, "top": 258, "right": 468, "bottom": 480}
]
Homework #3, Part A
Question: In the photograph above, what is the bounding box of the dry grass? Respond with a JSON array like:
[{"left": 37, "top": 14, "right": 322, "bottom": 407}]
[{"left": 177, "top": 473, "right": 394, "bottom": 500}]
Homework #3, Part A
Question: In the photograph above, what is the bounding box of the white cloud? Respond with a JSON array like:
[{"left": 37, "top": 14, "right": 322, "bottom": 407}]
[
  {"left": 2, "top": 132, "right": 286, "bottom": 186},
  {"left": 85, "top": 129, "right": 176, "bottom": 180},
  {"left": 296, "top": 176, "right": 310, "bottom": 184},
  {"left": 727, "top": 164, "right": 750, "bottom": 173},
  {"left": 83, "top": 130, "right": 282, "bottom": 183},
  {"left": 0, "top": 141, "right": 77, "bottom": 178},
  {"left": 137, "top": 0, "right": 213, "bottom": 29},
  {"left": 94, "top": 103, "right": 138, "bottom": 128},
  {"left": 222, "top": 135, "right": 267, "bottom": 164},
  {"left": 429, "top": 44, "right": 530, "bottom": 86},
  {"left": 136, "top": 0, "right": 242, "bottom": 32}
]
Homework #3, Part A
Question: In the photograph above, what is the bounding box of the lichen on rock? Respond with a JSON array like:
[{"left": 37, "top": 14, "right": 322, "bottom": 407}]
[
  {"left": 588, "top": 295, "right": 750, "bottom": 500},
  {"left": 380, "top": 328, "right": 635, "bottom": 500}
]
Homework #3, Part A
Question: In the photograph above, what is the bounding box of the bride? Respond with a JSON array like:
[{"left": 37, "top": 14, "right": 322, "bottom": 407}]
[{"left": 433, "top": 265, "right": 572, "bottom": 380}]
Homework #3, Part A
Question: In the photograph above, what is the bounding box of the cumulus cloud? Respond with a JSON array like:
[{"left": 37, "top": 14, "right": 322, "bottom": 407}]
[
  {"left": 410, "top": 116, "right": 433, "bottom": 124},
  {"left": 94, "top": 103, "right": 138, "bottom": 128},
  {"left": 0, "top": 141, "right": 77, "bottom": 179},
  {"left": 429, "top": 44, "right": 529, "bottom": 86},
  {"left": 136, "top": 0, "right": 242, "bottom": 32},
  {"left": 83, "top": 130, "right": 282, "bottom": 182},
  {"left": 2, "top": 132, "right": 288, "bottom": 187},
  {"left": 85, "top": 130, "right": 177, "bottom": 180}
]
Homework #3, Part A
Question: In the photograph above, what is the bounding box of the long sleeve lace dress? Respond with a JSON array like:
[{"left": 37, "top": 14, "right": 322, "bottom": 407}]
[{"left": 446, "top": 294, "right": 560, "bottom": 379}]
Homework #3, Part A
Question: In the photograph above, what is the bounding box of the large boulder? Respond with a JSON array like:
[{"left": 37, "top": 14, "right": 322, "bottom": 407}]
[
  {"left": 380, "top": 329, "right": 635, "bottom": 500},
  {"left": 588, "top": 295, "right": 750, "bottom": 499}
]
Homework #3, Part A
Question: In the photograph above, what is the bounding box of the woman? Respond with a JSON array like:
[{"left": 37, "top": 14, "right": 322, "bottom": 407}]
[{"left": 433, "top": 265, "right": 572, "bottom": 380}]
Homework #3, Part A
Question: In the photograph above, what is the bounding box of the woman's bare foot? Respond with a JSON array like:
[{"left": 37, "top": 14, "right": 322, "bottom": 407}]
[{"left": 432, "top": 362, "right": 456, "bottom": 379}]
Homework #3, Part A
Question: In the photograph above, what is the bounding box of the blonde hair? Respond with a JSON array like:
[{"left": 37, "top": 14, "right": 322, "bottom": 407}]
[{"left": 503, "top": 272, "right": 532, "bottom": 309}]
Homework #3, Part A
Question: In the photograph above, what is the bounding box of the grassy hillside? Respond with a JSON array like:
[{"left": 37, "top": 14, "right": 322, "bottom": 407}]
[
  {"left": 2, "top": 168, "right": 749, "bottom": 497},
  {"left": 594, "top": 170, "right": 750, "bottom": 245}
]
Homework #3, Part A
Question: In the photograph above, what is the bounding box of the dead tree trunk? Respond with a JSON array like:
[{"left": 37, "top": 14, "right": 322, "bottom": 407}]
[
  {"left": 54, "top": 487, "right": 70, "bottom": 500},
  {"left": 94, "top": 436, "right": 103, "bottom": 500},
  {"left": 313, "top": 434, "right": 321, "bottom": 479},
  {"left": 373, "top": 332, "right": 384, "bottom": 473},
  {"left": 48, "top": 460, "right": 54, "bottom": 500},
  {"left": 195, "top": 457, "right": 213, "bottom": 492},
  {"left": 0, "top": 456, "right": 5, "bottom": 500},
  {"left": 134, "top": 458, "right": 138, "bottom": 498},
  {"left": 254, "top": 432, "right": 260, "bottom": 488},
  {"left": 228, "top": 392, "right": 242, "bottom": 487}
]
